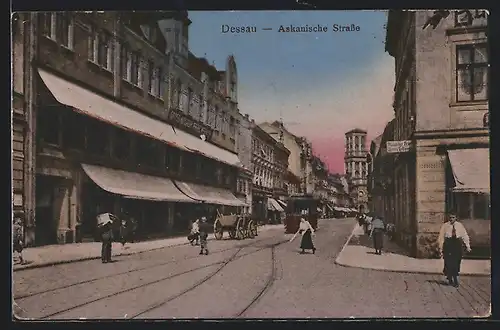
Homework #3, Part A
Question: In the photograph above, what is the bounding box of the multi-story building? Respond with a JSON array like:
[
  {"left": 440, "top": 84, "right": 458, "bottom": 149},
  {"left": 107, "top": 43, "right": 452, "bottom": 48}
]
[
  {"left": 385, "top": 9, "right": 490, "bottom": 258},
  {"left": 327, "top": 174, "right": 351, "bottom": 207},
  {"left": 251, "top": 122, "right": 289, "bottom": 222},
  {"left": 12, "top": 13, "right": 31, "bottom": 224},
  {"left": 367, "top": 119, "right": 396, "bottom": 225},
  {"left": 298, "top": 138, "right": 315, "bottom": 194},
  {"left": 259, "top": 121, "right": 303, "bottom": 196},
  {"left": 12, "top": 11, "right": 247, "bottom": 246},
  {"left": 235, "top": 113, "right": 253, "bottom": 213},
  {"left": 344, "top": 128, "right": 369, "bottom": 213}
]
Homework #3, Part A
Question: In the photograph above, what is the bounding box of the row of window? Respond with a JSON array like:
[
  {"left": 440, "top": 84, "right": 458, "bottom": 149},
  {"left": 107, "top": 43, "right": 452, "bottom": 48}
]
[
  {"left": 37, "top": 106, "right": 235, "bottom": 187},
  {"left": 252, "top": 138, "right": 275, "bottom": 162},
  {"left": 40, "top": 13, "right": 238, "bottom": 140},
  {"left": 236, "top": 178, "right": 249, "bottom": 195},
  {"left": 451, "top": 192, "right": 490, "bottom": 220},
  {"left": 346, "top": 136, "right": 366, "bottom": 151}
]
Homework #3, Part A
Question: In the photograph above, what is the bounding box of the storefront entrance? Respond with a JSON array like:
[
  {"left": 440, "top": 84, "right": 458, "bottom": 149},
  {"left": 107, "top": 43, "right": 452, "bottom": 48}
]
[{"left": 35, "top": 175, "right": 60, "bottom": 246}]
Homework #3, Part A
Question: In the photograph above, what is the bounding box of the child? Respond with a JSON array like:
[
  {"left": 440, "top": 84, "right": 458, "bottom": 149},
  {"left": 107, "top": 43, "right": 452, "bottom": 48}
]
[
  {"left": 13, "top": 216, "right": 24, "bottom": 264},
  {"left": 189, "top": 219, "right": 200, "bottom": 246},
  {"left": 199, "top": 217, "right": 210, "bottom": 255}
]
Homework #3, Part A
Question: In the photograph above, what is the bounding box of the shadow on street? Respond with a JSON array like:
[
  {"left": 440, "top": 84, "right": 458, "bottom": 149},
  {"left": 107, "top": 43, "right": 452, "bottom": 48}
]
[
  {"left": 426, "top": 279, "right": 449, "bottom": 286},
  {"left": 348, "top": 230, "right": 410, "bottom": 257}
]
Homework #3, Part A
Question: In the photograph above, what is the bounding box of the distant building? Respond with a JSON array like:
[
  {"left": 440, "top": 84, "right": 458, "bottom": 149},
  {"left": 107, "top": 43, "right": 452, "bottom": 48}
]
[
  {"left": 251, "top": 123, "right": 289, "bottom": 223},
  {"left": 258, "top": 121, "right": 309, "bottom": 195},
  {"left": 368, "top": 120, "right": 396, "bottom": 224},
  {"left": 235, "top": 113, "right": 253, "bottom": 213},
  {"left": 344, "top": 128, "right": 369, "bottom": 213}
]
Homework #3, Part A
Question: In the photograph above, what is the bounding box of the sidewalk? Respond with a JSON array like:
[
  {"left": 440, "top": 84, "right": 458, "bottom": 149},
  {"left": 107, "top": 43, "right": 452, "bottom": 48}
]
[
  {"left": 335, "top": 224, "right": 491, "bottom": 276},
  {"left": 13, "top": 223, "right": 284, "bottom": 272}
]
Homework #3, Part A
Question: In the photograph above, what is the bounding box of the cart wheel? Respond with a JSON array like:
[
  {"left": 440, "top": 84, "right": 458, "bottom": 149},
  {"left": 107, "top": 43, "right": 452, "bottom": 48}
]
[
  {"left": 229, "top": 229, "right": 237, "bottom": 239},
  {"left": 235, "top": 218, "right": 244, "bottom": 240},
  {"left": 214, "top": 220, "right": 223, "bottom": 240},
  {"left": 247, "top": 222, "right": 255, "bottom": 239},
  {"left": 236, "top": 227, "right": 245, "bottom": 240},
  {"left": 249, "top": 220, "right": 258, "bottom": 238}
]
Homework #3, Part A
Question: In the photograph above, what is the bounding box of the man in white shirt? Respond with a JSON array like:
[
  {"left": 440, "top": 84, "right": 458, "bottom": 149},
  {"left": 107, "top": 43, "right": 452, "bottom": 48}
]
[{"left": 438, "top": 212, "right": 471, "bottom": 287}]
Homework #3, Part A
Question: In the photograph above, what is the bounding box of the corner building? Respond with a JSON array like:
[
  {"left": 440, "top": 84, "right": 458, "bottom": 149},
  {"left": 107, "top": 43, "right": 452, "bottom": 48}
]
[
  {"left": 15, "top": 11, "right": 246, "bottom": 246},
  {"left": 385, "top": 10, "right": 490, "bottom": 258}
]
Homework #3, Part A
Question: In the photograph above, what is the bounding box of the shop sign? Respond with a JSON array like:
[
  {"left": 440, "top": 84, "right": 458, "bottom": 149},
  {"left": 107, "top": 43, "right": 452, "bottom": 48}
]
[
  {"left": 387, "top": 140, "right": 412, "bottom": 154},
  {"left": 168, "top": 108, "right": 213, "bottom": 140}
]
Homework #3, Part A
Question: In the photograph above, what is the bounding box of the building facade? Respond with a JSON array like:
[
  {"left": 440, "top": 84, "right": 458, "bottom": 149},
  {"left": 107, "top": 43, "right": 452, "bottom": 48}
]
[
  {"left": 327, "top": 174, "right": 351, "bottom": 207},
  {"left": 344, "top": 128, "right": 369, "bottom": 213},
  {"left": 235, "top": 113, "right": 254, "bottom": 213},
  {"left": 13, "top": 11, "right": 247, "bottom": 246},
  {"left": 385, "top": 9, "right": 490, "bottom": 258},
  {"left": 259, "top": 121, "right": 303, "bottom": 195},
  {"left": 368, "top": 120, "right": 396, "bottom": 225},
  {"left": 251, "top": 123, "right": 289, "bottom": 222}
]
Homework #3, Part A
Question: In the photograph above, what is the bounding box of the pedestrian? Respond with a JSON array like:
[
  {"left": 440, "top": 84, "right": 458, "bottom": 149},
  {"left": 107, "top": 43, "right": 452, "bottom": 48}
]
[
  {"left": 290, "top": 218, "right": 316, "bottom": 254},
  {"left": 198, "top": 217, "right": 210, "bottom": 255},
  {"left": 438, "top": 212, "right": 471, "bottom": 287},
  {"left": 99, "top": 220, "right": 114, "bottom": 263},
  {"left": 129, "top": 217, "right": 138, "bottom": 243},
  {"left": 363, "top": 214, "right": 372, "bottom": 234},
  {"left": 119, "top": 219, "right": 129, "bottom": 249},
  {"left": 369, "top": 215, "right": 385, "bottom": 255},
  {"left": 13, "top": 214, "right": 25, "bottom": 265},
  {"left": 357, "top": 213, "right": 365, "bottom": 227},
  {"left": 189, "top": 219, "right": 200, "bottom": 245}
]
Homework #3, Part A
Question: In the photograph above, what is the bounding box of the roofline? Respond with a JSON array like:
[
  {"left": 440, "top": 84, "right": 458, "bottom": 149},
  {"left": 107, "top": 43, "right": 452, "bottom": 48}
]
[{"left": 345, "top": 128, "right": 367, "bottom": 135}]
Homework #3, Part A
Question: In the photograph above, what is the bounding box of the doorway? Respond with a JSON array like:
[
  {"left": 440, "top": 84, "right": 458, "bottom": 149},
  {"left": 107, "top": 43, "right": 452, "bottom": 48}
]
[{"left": 35, "top": 175, "right": 59, "bottom": 246}]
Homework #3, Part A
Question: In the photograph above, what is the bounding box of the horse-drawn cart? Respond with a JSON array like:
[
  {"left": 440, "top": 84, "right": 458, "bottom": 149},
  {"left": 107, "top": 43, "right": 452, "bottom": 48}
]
[{"left": 213, "top": 214, "right": 258, "bottom": 240}]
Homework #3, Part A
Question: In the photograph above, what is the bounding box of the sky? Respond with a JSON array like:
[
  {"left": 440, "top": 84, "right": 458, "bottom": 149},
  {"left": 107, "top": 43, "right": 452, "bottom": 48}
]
[{"left": 187, "top": 10, "right": 395, "bottom": 173}]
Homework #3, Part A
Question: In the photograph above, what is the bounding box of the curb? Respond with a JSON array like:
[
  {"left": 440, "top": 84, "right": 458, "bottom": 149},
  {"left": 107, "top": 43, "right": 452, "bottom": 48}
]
[
  {"left": 13, "top": 225, "right": 284, "bottom": 272},
  {"left": 13, "top": 238, "right": 211, "bottom": 272},
  {"left": 334, "top": 258, "right": 491, "bottom": 277},
  {"left": 333, "top": 223, "right": 491, "bottom": 278}
]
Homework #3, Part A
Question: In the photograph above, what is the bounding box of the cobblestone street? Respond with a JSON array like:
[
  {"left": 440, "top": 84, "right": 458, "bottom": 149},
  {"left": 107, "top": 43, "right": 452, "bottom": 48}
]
[{"left": 13, "top": 219, "right": 491, "bottom": 319}]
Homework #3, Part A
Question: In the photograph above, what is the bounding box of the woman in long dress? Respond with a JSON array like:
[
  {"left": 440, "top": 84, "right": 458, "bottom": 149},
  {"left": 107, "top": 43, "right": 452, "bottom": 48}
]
[
  {"left": 369, "top": 216, "right": 385, "bottom": 255},
  {"left": 438, "top": 212, "right": 471, "bottom": 287},
  {"left": 290, "top": 218, "right": 316, "bottom": 254}
]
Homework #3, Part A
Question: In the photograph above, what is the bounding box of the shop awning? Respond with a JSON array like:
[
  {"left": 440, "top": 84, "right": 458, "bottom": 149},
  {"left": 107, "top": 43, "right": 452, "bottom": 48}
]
[
  {"left": 174, "top": 181, "right": 247, "bottom": 206},
  {"left": 38, "top": 69, "right": 185, "bottom": 150},
  {"left": 173, "top": 128, "right": 242, "bottom": 167},
  {"left": 38, "top": 69, "right": 243, "bottom": 169},
  {"left": 447, "top": 148, "right": 490, "bottom": 193},
  {"left": 82, "top": 164, "right": 198, "bottom": 203},
  {"left": 277, "top": 200, "right": 287, "bottom": 208},
  {"left": 267, "top": 198, "right": 285, "bottom": 212}
]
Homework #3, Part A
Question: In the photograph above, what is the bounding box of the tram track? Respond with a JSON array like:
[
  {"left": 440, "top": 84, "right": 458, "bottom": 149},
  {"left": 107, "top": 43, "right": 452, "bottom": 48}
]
[
  {"left": 129, "top": 240, "right": 286, "bottom": 319},
  {"left": 34, "top": 237, "right": 288, "bottom": 319},
  {"left": 235, "top": 244, "right": 278, "bottom": 318},
  {"left": 14, "top": 236, "right": 276, "bottom": 300}
]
